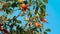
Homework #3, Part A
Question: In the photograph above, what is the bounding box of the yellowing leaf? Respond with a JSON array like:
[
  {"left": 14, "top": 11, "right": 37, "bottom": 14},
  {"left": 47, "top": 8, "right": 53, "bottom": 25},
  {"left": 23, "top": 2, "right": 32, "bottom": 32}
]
[{"left": 18, "top": 0, "right": 25, "bottom": 2}]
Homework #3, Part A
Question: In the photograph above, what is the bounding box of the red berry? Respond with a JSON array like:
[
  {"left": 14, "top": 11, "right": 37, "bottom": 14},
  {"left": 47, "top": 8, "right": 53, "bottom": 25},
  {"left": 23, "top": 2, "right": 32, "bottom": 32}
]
[
  {"left": 0, "top": 22, "right": 3, "bottom": 26},
  {"left": 0, "top": 26, "right": 4, "bottom": 31},
  {"left": 34, "top": 22, "right": 40, "bottom": 27},
  {"left": 3, "top": 29, "right": 8, "bottom": 33},
  {"left": 21, "top": 3, "right": 29, "bottom": 10},
  {"left": 40, "top": 17, "right": 47, "bottom": 22},
  {"left": 42, "top": 19, "right": 47, "bottom": 22}
]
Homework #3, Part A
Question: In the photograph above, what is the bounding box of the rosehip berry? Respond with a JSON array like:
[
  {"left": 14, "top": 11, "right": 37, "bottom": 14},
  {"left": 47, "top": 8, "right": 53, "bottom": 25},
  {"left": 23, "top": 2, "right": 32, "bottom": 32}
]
[
  {"left": 0, "top": 22, "right": 3, "bottom": 26},
  {"left": 21, "top": 3, "right": 29, "bottom": 10},
  {"left": 3, "top": 29, "right": 8, "bottom": 33},
  {"left": 34, "top": 22, "right": 40, "bottom": 27}
]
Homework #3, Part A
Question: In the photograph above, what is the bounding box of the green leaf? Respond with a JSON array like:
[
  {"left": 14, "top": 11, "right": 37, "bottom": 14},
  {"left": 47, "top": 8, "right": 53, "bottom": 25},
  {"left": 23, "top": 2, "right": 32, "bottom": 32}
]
[
  {"left": 13, "top": 16, "right": 17, "bottom": 22},
  {"left": 14, "top": 0, "right": 18, "bottom": 2},
  {"left": 40, "top": 5, "right": 46, "bottom": 16},
  {"left": 39, "top": 1, "right": 43, "bottom": 6},
  {"left": 41, "top": 5, "right": 46, "bottom": 9},
  {"left": 44, "top": 32, "right": 47, "bottom": 34},
  {"left": 23, "top": 1, "right": 28, "bottom": 4},
  {"left": 29, "top": 0, "right": 33, "bottom": 6},
  {"left": 43, "top": 0, "right": 48, "bottom": 4},
  {"left": 12, "top": 2, "right": 17, "bottom": 8},
  {"left": 45, "top": 28, "right": 51, "bottom": 32},
  {"left": 28, "top": 11, "right": 32, "bottom": 17},
  {"left": 17, "top": 20, "right": 22, "bottom": 23}
]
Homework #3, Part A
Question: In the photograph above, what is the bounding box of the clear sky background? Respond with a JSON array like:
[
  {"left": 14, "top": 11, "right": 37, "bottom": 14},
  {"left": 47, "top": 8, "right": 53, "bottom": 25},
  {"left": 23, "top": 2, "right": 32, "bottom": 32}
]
[
  {"left": 46, "top": 0, "right": 60, "bottom": 34},
  {"left": 0, "top": 0, "right": 60, "bottom": 34}
]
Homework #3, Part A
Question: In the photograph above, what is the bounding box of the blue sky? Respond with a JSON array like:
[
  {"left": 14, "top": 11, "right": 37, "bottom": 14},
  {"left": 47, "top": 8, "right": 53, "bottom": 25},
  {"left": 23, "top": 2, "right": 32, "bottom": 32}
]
[
  {"left": 45, "top": 0, "right": 60, "bottom": 34},
  {"left": 0, "top": 0, "right": 60, "bottom": 34}
]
